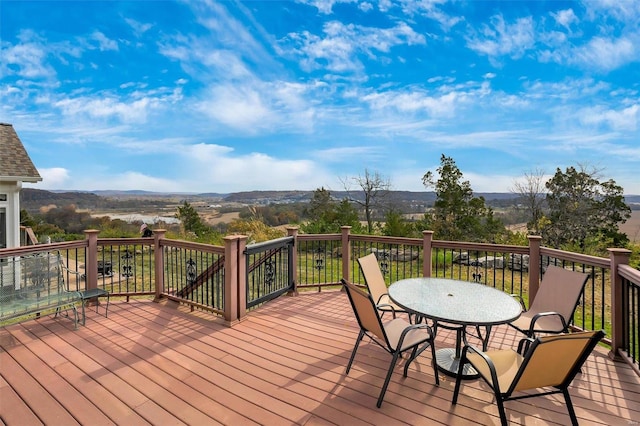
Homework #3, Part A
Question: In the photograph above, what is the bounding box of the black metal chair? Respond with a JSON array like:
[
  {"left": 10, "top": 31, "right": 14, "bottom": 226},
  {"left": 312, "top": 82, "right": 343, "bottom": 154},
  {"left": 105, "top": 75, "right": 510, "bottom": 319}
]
[
  {"left": 509, "top": 265, "right": 589, "bottom": 338},
  {"left": 341, "top": 278, "right": 439, "bottom": 407},
  {"left": 452, "top": 330, "right": 605, "bottom": 425}
]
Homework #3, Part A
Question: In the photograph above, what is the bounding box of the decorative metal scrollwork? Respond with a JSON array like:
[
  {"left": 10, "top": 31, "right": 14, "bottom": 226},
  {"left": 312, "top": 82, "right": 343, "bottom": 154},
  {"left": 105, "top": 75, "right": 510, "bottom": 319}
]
[
  {"left": 264, "top": 258, "right": 275, "bottom": 288},
  {"left": 379, "top": 251, "right": 390, "bottom": 275},
  {"left": 186, "top": 258, "right": 197, "bottom": 284},
  {"left": 314, "top": 247, "right": 324, "bottom": 271},
  {"left": 470, "top": 257, "right": 483, "bottom": 283},
  {"left": 121, "top": 249, "right": 133, "bottom": 277}
]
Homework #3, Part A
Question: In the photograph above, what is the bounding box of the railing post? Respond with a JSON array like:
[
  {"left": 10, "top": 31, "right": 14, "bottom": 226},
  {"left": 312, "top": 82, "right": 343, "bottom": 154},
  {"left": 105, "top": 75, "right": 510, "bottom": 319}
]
[
  {"left": 84, "top": 230, "right": 99, "bottom": 291},
  {"left": 608, "top": 247, "right": 632, "bottom": 361},
  {"left": 341, "top": 226, "right": 351, "bottom": 284},
  {"left": 422, "top": 231, "right": 434, "bottom": 277},
  {"left": 527, "top": 235, "right": 542, "bottom": 303},
  {"left": 223, "top": 235, "right": 247, "bottom": 326},
  {"left": 286, "top": 227, "right": 299, "bottom": 295},
  {"left": 153, "top": 229, "right": 166, "bottom": 301}
]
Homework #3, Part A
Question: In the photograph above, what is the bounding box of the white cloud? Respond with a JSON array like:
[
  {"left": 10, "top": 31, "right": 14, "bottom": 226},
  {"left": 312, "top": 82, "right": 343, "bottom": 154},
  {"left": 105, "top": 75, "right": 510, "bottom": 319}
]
[
  {"left": 25, "top": 167, "right": 70, "bottom": 189},
  {"left": 297, "top": 0, "right": 357, "bottom": 14},
  {"left": 124, "top": 18, "right": 153, "bottom": 36},
  {"left": 552, "top": 9, "right": 578, "bottom": 30},
  {"left": 0, "top": 31, "right": 55, "bottom": 79},
  {"left": 286, "top": 20, "right": 426, "bottom": 73},
  {"left": 195, "top": 79, "right": 315, "bottom": 134},
  {"left": 399, "top": 0, "right": 463, "bottom": 30},
  {"left": 179, "top": 143, "right": 337, "bottom": 192},
  {"left": 90, "top": 31, "right": 118, "bottom": 51},
  {"left": 54, "top": 96, "right": 154, "bottom": 123},
  {"left": 197, "top": 86, "right": 274, "bottom": 131},
  {"left": 466, "top": 15, "right": 535, "bottom": 61},
  {"left": 362, "top": 89, "right": 459, "bottom": 117},
  {"left": 570, "top": 36, "right": 637, "bottom": 72},
  {"left": 313, "top": 145, "right": 382, "bottom": 161},
  {"left": 583, "top": 0, "right": 640, "bottom": 24},
  {"left": 359, "top": 2, "right": 373, "bottom": 13},
  {"left": 579, "top": 104, "right": 639, "bottom": 131}
]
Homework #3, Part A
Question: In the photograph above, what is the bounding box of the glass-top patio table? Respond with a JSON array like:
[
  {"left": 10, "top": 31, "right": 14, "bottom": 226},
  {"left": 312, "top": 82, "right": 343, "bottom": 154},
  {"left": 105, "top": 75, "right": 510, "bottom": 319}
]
[{"left": 388, "top": 277, "right": 522, "bottom": 379}]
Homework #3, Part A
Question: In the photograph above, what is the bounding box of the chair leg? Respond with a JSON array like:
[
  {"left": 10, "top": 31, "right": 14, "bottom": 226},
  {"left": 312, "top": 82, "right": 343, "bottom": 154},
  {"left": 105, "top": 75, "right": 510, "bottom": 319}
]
[
  {"left": 403, "top": 345, "right": 420, "bottom": 377},
  {"left": 346, "top": 330, "right": 365, "bottom": 374},
  {"left": 496, "top": 396, "right": 508, "bottom": 426},
  {"left": 430, "top": 337, "right": 440, "bottom": 386},
  {"left": 563, "top": 389, "right": 579, "bottom": 426},
  {"left": 377, "top": 352, "right": 401, "bottom": 408},
  {"left": 70, "top": 305, "right": 78, "bottom": 329},
  {"left": 452, "top": 357, "right": 465, "bottom": 404}
]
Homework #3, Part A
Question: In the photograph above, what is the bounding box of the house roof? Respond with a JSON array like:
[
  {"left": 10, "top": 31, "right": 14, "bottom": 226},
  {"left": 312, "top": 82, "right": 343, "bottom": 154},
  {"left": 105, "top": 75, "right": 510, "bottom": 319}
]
[{"left": 0, "top": 123, "right": 42, "bottom": 183}]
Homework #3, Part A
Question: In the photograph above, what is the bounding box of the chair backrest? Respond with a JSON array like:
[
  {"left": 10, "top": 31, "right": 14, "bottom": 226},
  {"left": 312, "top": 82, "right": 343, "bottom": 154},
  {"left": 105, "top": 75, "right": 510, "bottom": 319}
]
[
  {"left": 341, "top": 279, "right": 388, "bottom": 345},
  {"left": 529, "top": 266, "right": 589, "bottom": 320},
  {"left": 357, "top": 253, "right": 388, "bottom": 303},
  {"left": 510, "top": 330, "right": 605, "bottom": 394}
]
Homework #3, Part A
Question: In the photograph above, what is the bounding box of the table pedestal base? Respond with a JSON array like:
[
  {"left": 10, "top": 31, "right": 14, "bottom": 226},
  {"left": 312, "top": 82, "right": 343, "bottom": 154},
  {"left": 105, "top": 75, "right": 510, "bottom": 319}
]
[{"left": 435, "top": 348, "right": 479, "bottom": 379}]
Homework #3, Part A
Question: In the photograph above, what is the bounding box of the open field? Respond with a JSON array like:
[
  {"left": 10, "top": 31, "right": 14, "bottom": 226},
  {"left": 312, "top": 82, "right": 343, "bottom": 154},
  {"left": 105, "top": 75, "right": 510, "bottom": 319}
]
[
  {"left": 620, "top": 210, "right": 640, "bottom": 242},
  {"left": 199, "top": 211, "right": 240, "bottom": 225},
  {"left": 90, "top": 205, "right": 640, "bottom": 242}
]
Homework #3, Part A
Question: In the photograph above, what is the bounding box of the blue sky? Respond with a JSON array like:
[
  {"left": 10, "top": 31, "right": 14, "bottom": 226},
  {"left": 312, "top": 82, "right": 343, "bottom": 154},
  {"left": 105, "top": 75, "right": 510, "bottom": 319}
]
[{"left": 2, "top": 1, "right": 639, "bottom": 195}]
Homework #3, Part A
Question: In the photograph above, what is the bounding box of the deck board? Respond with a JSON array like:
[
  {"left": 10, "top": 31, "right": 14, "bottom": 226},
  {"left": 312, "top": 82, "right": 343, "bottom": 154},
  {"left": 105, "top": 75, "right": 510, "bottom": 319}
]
[{"left": 1, "top": 291, "right": 639, "bottom": 426}]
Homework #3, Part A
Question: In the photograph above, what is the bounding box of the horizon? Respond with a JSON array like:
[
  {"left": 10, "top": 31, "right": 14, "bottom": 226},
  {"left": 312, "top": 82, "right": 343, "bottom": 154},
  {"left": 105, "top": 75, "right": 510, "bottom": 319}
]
[
  {"left": 24, "top": 187, "right": 640, "bottom": 199},
  {"left": 2, "top": 1, "right": 639, "bottom": 194}
]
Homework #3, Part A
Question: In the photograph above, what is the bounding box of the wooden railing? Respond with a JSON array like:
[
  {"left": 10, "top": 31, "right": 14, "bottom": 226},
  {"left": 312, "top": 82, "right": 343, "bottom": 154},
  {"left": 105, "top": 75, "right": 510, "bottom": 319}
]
[{"left": 1, "top": 226, "right": 637, "bottom": 374}]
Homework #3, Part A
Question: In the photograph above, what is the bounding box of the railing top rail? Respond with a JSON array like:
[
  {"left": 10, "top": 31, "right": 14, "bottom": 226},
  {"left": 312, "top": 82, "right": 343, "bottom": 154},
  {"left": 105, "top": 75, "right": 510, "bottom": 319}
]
[
  {"left": 431, "top": 240, "right": 529, "bottom": 254},
  {"left": 297, "top": 233, "right": 341, "bottom": 242},
  {"left": 245, "top": 236, "right": 294, "bottom": 254},
  {"left": 160, "top": 238, "right": 225, "bottom": 254},
  {"left": 619, "top": 264, "right": 640, "bottom": 283},
  {"left": 0, "top": 241, "right": 88, "bottom": 258},
  {"left": 540, "top": 246, "right": 610, "bottom": 268},
  {"left": 98, "top": 237, "right": 154, "bottom": 245},
  {"left": 349, "top": 235, "right": 422, "bottom": 245}
]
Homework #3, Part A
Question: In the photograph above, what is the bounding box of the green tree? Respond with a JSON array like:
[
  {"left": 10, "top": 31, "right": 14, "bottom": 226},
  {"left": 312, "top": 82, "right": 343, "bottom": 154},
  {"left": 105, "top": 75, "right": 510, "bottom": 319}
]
[
  {"left": 175, "top": 201, "right": 209, "bottom": 237},
  {"left": 542, "top": 165, "right": 631, "bottom": 252},
  {"left": 334, "top": 199, "right": 363, "bottom": 233},
  {"left": 302, "top": 187, "right": 336, "bottom": 233},
  {"left": 302, "top": 188, "right": 363, "bottom": 233},
  {"left": 381, "top": 209, "right": 413, "bottom": 237},
  {"left": 422, "top": 154, "right": 506, "bottom": 242}
]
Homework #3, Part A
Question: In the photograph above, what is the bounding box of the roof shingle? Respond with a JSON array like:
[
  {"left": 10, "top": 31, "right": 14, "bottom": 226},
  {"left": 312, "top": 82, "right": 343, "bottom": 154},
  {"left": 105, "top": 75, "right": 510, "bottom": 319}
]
[{"left": 0, "top": 123, "right": 42, "bottom": 182}]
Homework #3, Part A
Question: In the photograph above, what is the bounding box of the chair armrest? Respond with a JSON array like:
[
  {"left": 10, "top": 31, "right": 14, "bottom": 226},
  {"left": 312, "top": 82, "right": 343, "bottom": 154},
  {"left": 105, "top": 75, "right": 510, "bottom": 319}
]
[
  {"left": 376, "top": 303, "right": 397, "bottom": 318},
  {"left": 398, "top": 323, "right": 436, "bottom": 342},
  {"left": 460, "top": 344, "right": 500, "bottom": 386},
  {"left": 529, "top": 311, "right": 568, "bottom": 334},
  {"left": 517, "top": 336, "right": 536, "bottom": 355}
]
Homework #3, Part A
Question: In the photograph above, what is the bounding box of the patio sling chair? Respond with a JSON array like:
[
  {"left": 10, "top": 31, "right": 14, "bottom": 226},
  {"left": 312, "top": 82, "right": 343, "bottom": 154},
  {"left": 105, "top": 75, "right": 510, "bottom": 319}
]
[
  {"left": 509, "top": 265, "right": 589, "bottom": 338},
  {"left": 451, "top": 330, "right": 605, "bottom": 426},
  {"left": 341, "top": 279, "right": 439, "bottom": 408},
  {"left": 357, "top": 253, "right": 412, "bottom": 322}
]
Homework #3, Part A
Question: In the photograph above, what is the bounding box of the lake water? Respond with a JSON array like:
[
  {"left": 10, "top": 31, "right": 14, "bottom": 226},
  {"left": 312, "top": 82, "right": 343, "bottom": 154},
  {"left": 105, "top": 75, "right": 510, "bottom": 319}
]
[{"left": 94, "top": 213, "right": 181, "bottom": 225}]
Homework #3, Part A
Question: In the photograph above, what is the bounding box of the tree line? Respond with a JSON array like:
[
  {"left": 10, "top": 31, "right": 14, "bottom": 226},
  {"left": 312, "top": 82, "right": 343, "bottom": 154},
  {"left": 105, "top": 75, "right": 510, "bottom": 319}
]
[{"left": 20, "top": 154, "right": 636, "bottom": 263}]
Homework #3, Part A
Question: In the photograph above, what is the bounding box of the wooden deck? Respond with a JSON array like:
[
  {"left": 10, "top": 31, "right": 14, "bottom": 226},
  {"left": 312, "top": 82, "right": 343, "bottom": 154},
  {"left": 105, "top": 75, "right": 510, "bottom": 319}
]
[{"left": 1, "top": 291, "right": 639, "bottom": 425}]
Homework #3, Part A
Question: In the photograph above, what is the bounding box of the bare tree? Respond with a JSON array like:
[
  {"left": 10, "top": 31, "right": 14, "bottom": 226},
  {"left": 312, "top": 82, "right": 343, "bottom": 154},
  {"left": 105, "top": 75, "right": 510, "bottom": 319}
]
[
  {"left": 341, "top": 169, "right": 390, "bottom": 234},
  {"left": 511, "top": 168, "right": 547, "bottom": 234}
]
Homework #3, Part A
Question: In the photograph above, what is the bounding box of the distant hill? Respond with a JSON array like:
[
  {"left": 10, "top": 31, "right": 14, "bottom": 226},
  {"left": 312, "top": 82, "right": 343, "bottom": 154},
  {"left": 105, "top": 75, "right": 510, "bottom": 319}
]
[
  {"left": 20, "top": 188, "right": 177, "bottom": 213},
  {"left": 21, "top": 189, "right": 103, "bottom": 210},
  {"left": 20, "top": 188, "right": 640, "bottom": 213}
]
